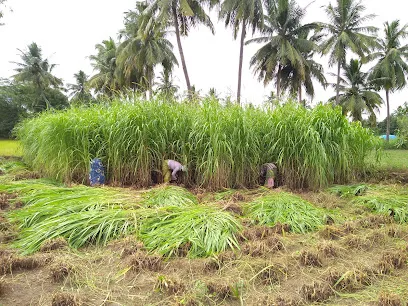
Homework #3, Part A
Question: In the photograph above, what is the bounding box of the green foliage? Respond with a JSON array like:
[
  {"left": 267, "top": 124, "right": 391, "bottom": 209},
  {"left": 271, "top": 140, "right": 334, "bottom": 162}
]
[
  {"left": 248, "top": 0, "right": 324, "bottom": 100},
  {"left": 330, "top": 59, "right": 383, "bottom": 122},
  {"left": 352, "top": 186, "right": 408, "bottom": 223},
  {"left": 16, "top": 99, "right": 379, "bottom": 190},
  {"left": 141, "top": 185, "right": 198, "bottom": 208},
  {"left": 89, "top": 38, "right": 120, "bottom": 97},
  {"left": 67, "top": 70, "right": 93, "bottom": 105},
  {"left": 245, "top": 192, "right": 325, "bottom": 233},
  {"left": 139, "top": 205, "right": 242, "bottom": 257},
  {"left": 396, "top": 116, "right": 408, "bottom": 149},
  {"left": 12, "top": 43, "right": 65, "bottom": 110},
  {"left": 328, "top": 184, "right": 368, "bottom": 197},
  {"left": 3, "top": 180, "right": 240, "bottom": 257}
]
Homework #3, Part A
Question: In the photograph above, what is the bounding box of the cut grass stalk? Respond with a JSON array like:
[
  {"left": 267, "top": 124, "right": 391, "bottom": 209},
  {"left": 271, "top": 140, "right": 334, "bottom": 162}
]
[
  {"left": 141, "top": 185, "right": 198, "bottom": 208},
  {"left": 139, "top": 205, "right": 242, "bottom": 258},
  {"left": 245, "top": 192, "right": 326, "bottom": 233}
]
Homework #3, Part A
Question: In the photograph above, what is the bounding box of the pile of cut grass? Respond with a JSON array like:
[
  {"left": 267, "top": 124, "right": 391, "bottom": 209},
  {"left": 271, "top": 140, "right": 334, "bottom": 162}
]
[
  {"left": 354, "top": 194, "right": 408, "bottom": 223},
  {"left": 141, "top": 185, "right": 198, "bottom": 208},
  {"left": 3, "top": 180, "right": 240, "bottom": 257},
  {"left": 16, "top": 98, "right": 379, "bottom": 190},
  {"left": 330, "top": 184, "right": 408, "bottom": 223},
  {"left": 245, "top": 192, "right": 326, "bottom": 233},
  {"left": 139, "top": 205, "right": 242, "bottom": 258},
  {"left": 328, "top": 184, "right": 368, "bottom": 197}
]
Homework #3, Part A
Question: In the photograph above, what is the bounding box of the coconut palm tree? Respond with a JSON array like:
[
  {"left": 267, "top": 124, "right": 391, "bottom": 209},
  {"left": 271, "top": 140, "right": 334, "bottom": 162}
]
[
  {"left": 155, "top": 70, "right": 179, "bottom": 99},
  {"left": 320, "top": 0, "right": 378, "bottom": 104},
  {"left": 67, "top": 71, "right": 92, "bottom": 104},
  {"left": 117, "top": 2, "right": 178, "bottom": 99},
  {"left": 368, "top": 20, "right": 408, "bottom": 141},
  {"left": 280, "top": 56, "right": 326, "bottom": 105},
  {"left": 89, "top": 38, "right": 120, "bottom": 96},
  {"left": 329, "top": 59, "right": 383, "bottom": 122},
  {"left": 248, "top": 0, "right": 318, "bottom": 100},
  {"left": 279, "top": 30, "right": 327, "bottom": 104},
  {"left": 12, "top": 42, "right": 63, "bottom": 109},
  {"left": 220, "top": 0, "right": 264, "bottom": 105},
  {"left": 145, "top": 0, "right": 216, "bottom": 98}
]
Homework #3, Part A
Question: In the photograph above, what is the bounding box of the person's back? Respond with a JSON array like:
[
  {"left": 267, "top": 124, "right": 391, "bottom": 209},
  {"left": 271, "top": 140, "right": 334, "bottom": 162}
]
[
  {"left": 260, "top": 163, "right": 278, "bottom": 188},
  {"left": 163, "top": 159, "right": 186, "bottom": 183}
]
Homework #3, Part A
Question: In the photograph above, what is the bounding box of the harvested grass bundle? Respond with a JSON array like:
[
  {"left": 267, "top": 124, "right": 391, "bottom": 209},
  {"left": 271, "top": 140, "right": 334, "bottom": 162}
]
[
  {"left": 350, "top": 185, "right": 408, "bottom": 223},
  {"left": 245, "top": 192, "right": 325, "bottom": 233},
  {"left": 141, "top": 185, "right": 197, "bottom": 208},
  {"left": 6, "top": 182, "right": 140, "bottom": 228},
  {"left": 328, "top": 184, "right": 368, "bottom": 197},
  {"left": 4, "top": 180, "right": 145, "bottom": 254},
  {"left": 14, "top": 208, "right": 138, "bottom": 254},
  {"left": 139, "top": 206, "right": 242, "bottom": 257}
]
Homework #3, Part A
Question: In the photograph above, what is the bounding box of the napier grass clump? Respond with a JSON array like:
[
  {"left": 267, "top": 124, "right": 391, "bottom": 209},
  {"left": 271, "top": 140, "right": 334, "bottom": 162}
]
[
  {"left": 245, "top": 192, "right": 325, "bottom": 233},
  {"left": 16, "top": 98, "right": 379, "bottom": 190}
]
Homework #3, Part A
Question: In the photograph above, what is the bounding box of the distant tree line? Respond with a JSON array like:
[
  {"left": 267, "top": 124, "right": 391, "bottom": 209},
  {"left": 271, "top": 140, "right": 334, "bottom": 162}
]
[{"left": 1, "top": 0, "right": 408, "bottom": 142}]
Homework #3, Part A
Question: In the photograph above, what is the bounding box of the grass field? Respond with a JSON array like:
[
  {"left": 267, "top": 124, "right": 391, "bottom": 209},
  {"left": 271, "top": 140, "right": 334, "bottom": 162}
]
[
  {"left": 0, "top": 140, "right": 22, "bottom": 157},
  {"left": 0, "top": 159, "right": 408, "bottom": 305},
  {"left": 377, "top": 150, "right": 408, "bottom": 170}
]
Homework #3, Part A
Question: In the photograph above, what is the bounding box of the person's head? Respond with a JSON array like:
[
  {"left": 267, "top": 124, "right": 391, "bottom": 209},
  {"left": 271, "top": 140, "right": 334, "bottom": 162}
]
[{"left": 181, "top": 165, "right": 187, "bottom": 172}]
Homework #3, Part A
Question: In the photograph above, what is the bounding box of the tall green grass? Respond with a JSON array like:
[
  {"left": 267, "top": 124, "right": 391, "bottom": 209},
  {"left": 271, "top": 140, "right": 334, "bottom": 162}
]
[
  {"left": 16, "top": 98, "right": 379, "bottom": 189},
  {"left": 245, "top": 192, "right": 325, "bottom": 233}
]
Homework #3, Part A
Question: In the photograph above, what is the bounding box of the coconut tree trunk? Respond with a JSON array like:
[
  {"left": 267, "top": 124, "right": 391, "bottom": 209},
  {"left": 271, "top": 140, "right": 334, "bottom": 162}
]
[
  {"left": 172, "top": 6, "right": 192, "bottom": 99},
  {"left": 336, "top": 61, "right": 341, "bottom": 104},
  {"left": 237, "top": 19, "right": 246, "bottom": 106},
  {"left": 277, "top": 65, "right": 281, "bottom": 99},
  {"left": 298, "top": 84, "right": 303, "bottom": 105},
  {"left": 386, "top": 88, "right": 390, "bottom": 142}
]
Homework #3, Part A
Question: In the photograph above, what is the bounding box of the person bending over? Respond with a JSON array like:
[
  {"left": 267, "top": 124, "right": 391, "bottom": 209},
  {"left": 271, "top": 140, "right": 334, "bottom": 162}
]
[
  {"left": 162, "top": 159, "right": 186, "bottom": 183},
  {"left": 260, "top": 163, "right": 278, "bottom": 188}
]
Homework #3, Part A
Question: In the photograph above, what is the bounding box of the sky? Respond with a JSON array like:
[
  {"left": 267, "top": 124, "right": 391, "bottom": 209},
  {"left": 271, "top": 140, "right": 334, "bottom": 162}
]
[{"left": 0, "top": 0, "right": 407, "bottom": 120}]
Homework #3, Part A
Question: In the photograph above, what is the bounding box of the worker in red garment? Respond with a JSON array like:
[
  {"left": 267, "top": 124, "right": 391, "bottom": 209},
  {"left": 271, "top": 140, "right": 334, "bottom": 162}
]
[{"left": 260, "top": 163, "right": 278, "bottom": 188}]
